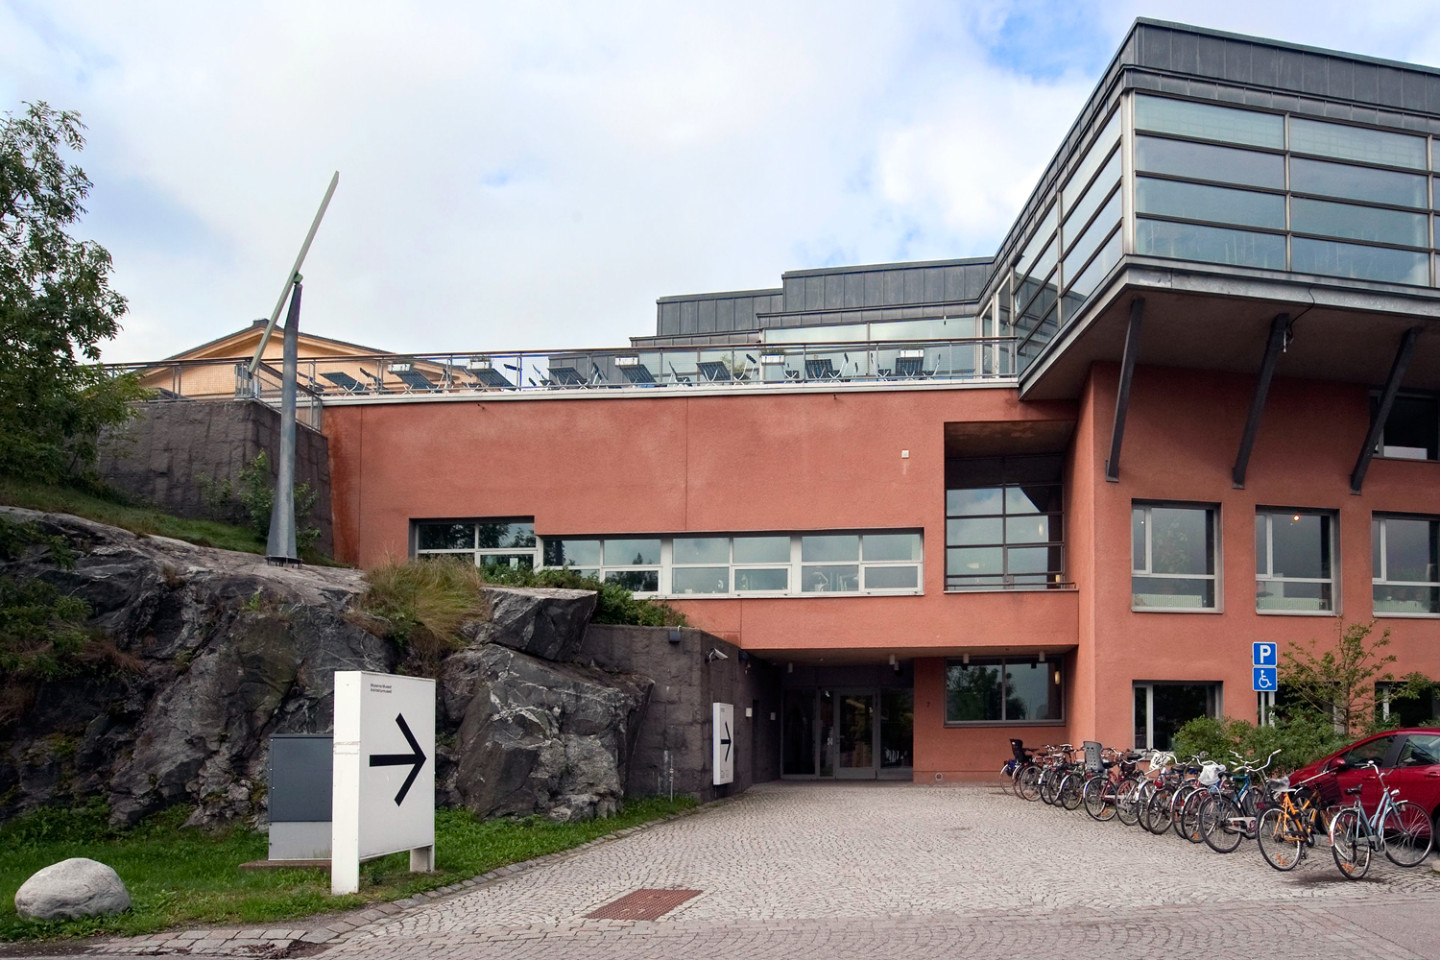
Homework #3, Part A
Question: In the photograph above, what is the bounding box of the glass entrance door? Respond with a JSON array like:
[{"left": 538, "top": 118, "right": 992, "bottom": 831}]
[{"left": 836, "top": 691, "right": 877, "bottom": 779}]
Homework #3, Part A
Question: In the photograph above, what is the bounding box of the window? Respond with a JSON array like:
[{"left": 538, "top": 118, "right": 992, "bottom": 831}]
[
  {"left": 414, "top": 518, "right": 537, "bottom": 573},
  {"left": 1378, "top": 394, "right": 1439, "bottom": 460},
  {"left": 543, "top": 537, "right": 660, "bottom": 592},
  {"left": 946, "top": 456, "right": 1064, "bottom": 590},
  {"left": 1373, "top": 515, "right": 1440, "bottom": 616},
  {"left": 1255, "top": 509, "right": 1336, "bottom": 613},
  {"left": 1134, "top": 682, "right": 1220, "bottom": 750},
  {"left": 1132, "top": 503, "right": 1217, "bottom": 610},
  {"left": 945, "top": 657, "right": 1063, "bottom": 723},
  {"left": 542, "top": 530, "right": 921, "bottom": 598}
]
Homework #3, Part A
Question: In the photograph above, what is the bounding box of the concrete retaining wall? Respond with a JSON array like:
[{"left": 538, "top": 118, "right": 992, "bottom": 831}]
[{"left": 97, "top": 400, "right": 333, "bottom": 556}]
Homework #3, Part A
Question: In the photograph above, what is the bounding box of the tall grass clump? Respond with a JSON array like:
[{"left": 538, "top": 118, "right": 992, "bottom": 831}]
[{"left": 357, "top": 557, "right": 489, "bottom": 654}]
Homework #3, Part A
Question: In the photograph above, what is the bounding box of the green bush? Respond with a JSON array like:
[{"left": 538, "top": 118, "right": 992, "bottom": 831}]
[
  {"left": 358, "top": 556, "right": 488, "bottom": 649},
  {"left": 198, "top": 452, "right": 320, "bottom": 550},
  {"left": 1173, "top": 713, "right": 1349, "bottom": 774}
]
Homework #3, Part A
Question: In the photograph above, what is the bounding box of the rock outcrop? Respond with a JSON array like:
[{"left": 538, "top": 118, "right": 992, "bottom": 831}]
[
  {"left": 14, "top": 858, "right": 131, "bottom": 920},
  {"left": 0, "top": 507, "right": 652, "bottom": 826}
]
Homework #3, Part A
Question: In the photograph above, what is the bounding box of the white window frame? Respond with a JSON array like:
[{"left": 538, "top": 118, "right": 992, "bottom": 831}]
[
  {"left": 1255, "top": 508, "right": 1337, "bottom": 616},
  {"left": 1372, "top": 514, "right": 1440, "bottom": 618},
  {"left": 413, "top": 518, "right": 539, "bottom": 570},
  {"left": 1131, "top": 502, "right": 1220, "bottom": 612}
]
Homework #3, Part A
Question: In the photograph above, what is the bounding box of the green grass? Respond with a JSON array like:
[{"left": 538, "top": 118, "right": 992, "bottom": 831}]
[
  {"left": 0, "top": 477, "right": 336, "bottom": 564},
  {"left": 0, "top": 796, "right": 697, "bottom": 941}
]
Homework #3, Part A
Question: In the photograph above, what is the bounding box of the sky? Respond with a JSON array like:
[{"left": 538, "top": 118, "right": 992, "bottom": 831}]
[{"left": 4, "top": 1, "right": 1440, "bottom": 364}]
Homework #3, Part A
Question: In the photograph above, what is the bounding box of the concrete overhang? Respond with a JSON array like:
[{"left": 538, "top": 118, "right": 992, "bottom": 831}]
[
  {"left": 1019, "top": 258, "right": 1440, "bottom": 401},
  {"left": 751, "top": 644, "right": 1079, "bottom": 666}
]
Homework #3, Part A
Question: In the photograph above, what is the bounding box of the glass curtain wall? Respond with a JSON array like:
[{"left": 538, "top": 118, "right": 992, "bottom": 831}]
[{"left": 1133, "top": 94, "right": 1434, "bottom": 287}]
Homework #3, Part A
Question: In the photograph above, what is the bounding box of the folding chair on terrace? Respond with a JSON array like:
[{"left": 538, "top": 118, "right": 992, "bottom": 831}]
[
  {"left": 546, "top": 366, "right": 587, "bottom": 387},
  {"left": 804, "top": 358, "right": 839, "bottom": 380},
  {"left": 696, "top": 361, "right": 732, "bottom": 382},
  {"left": 470, "top": 367, "right": 514, "bottom": 389},
  {"left": 320, "top": 372, "right": 368, "bottom": 394},
  {"left": 393, "top": 368, "right": 438, "bottom": 392},
  {"left": 894, "top": 355, "right": 927, "bottom": 378},
  {"left": 620, "top": 363, "right": 657, "bottom": 385}
]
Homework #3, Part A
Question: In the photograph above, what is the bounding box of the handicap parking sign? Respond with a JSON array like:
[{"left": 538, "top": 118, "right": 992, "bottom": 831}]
[
  {"left": 1253, "top": 666, "right": 1277, "bottom": 691},
  {"left": 1252, "top": 642, "right": 1277, "bottom": 667}
]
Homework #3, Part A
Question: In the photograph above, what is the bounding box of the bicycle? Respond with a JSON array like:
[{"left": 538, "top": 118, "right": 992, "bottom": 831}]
[
  {"left": 1255, "top": 767, "right": 1336, "bottom": 871},
  {"left": 1329, "top": 759, "right": 1436, "bottom": 880},
  {"left": 1198, "top": 749, "right": 1282, "bottom": 854}
]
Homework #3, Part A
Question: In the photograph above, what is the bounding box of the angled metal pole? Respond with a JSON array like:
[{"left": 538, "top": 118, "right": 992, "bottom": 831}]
[
  {"left": 1232, "top": 314, "right": 1290, "bottom": 489},
  {"left": 250, "top": 172, "right": 339, "bottom": 375},
  {"left": 1352, "top": 326, "right": 1422, "bottom": 493},
  {"left": 1104, "top": 298, "right": 1144, "bottom": 483},
  {"left": 266, "top": 282, "right": 302, "bottom": 564}
]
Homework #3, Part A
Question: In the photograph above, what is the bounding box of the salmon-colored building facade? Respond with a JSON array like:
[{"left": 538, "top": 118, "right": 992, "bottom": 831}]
[{"left": 161, "top": 21, "right": 1440, "bottom": 781}]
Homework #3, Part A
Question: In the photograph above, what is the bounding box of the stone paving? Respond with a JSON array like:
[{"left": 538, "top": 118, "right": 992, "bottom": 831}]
[{"left": 73, "top": 782, "right": 1440, "bottom": 960}]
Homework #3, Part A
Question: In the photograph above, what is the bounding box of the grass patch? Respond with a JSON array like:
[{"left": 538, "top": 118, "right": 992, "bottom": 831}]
[
  {"left": 358, "top": 558, "right": 489, "bottom": 651},
  {"left": 0, "top": 796, "right": 696, "bottom": 941},
  {"left": 0, "top": 477, "right": 336, "bottom": 565}
]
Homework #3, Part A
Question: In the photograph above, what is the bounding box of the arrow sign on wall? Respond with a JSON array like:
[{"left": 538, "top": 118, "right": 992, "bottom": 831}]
[
  {"left": 369, "top": 713, "right": 427, "bottom": 805},
  {"left": 720, "top": 722, "right": 732, "bottom": 763}
]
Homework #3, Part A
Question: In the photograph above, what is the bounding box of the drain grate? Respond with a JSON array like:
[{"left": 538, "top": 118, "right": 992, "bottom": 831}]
[{"left": 585, "top": 888, "right": 701, "bottom": 921}]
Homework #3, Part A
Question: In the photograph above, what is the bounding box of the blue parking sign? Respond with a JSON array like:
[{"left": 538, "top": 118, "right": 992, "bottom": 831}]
[
  {"left": 1252, "top": 642, "right": 1278, "bottom": 667},
  {"left": 1253, "top": 666, "right": 1277, "bottom": 691}
]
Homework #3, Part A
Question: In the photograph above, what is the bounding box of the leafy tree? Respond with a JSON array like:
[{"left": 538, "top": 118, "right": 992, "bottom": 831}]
[
  {"left": 1278, "top": 620, "right": 1430, "bottom": 737},
  {"left": 0, "top": 101, "right": 141, "bottom": 483}
]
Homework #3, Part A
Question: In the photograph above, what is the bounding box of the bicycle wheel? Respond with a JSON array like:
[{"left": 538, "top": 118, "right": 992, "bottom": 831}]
[
  {"left": 1039, "top": 770, "right": 1059, "bottom": 806},
  {"left": 1382, "top": 800, "right": 1435, "bottom": 867},
  {"left": 1082, "top": 776, "right": 1113, "bottom": 821},
  {"left": 1200, "top": 795, "right": 1245, "bottom": 854},
  {"left": 1256, "top": 807, "right": 1303, "bottom": 871},
  {"left": 1178, "top": 789, "right": 1208, "bottom": 843},
  {"left": 1059, "top": 774, "right": 1084, "bottom": 811},
  {"left": 1115, "top": 778, "right": 1142, "bottom": 827},
  {"left": 1017, "top": 765, "right": 1042, "bottom": 802},
  {"left": 1330, "top": 808, "right": 1371, "bottom": 880},
  {"left": 1146, "top": 786, "right": 1175, "bottom": 835},
  {"left": 1170, "top": 784, "right": 1200, "bottom": 838}
]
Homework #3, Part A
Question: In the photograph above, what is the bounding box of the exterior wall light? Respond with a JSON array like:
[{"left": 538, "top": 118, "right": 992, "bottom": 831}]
[{"left": 468, "top": 357, "right": 493, "bottom": 370}]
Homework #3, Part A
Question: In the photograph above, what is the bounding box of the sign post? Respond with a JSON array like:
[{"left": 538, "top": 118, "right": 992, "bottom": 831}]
[
  {"left": 1252, "top": 642, "right": 1279, "bottom": 724},
  {"left": 712, "top": 703, "right": 734, "bottom": 786},
  {"left": 332, "top": 671, "right": 435, "bottom": 895}
]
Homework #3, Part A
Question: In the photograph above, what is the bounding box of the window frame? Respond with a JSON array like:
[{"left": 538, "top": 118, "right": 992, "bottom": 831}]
[
  {"left": 1372, "top": 514, "right": 1440, "bottom": 618},
  {"left": 1254, "top": 508, "right": 1338, "bottom": 616},
  {"left": 413, "top": 518, "right": 539, "bottom": 572},
  {"left": 943, "top": 656, "right": 1066, "bottom": 726},
  {"left": 1131, "top": 501, "right": 1220, "bottom": 612}
]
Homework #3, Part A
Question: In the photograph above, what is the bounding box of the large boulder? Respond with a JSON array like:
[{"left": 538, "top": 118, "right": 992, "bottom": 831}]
[
  {"left": 445, "top": 645, "right": 651, "bottom": 821},
  {"left": 464, "top": 586, "right": 597, "bottom": 662},
  {"left": 14, "top": 858, "right": 130, "bottom": 920}
]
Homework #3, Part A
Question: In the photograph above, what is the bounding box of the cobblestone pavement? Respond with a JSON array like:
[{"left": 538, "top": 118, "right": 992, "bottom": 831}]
[{"left": 62, "top": 782, "right": 1440, "bottom": 960}]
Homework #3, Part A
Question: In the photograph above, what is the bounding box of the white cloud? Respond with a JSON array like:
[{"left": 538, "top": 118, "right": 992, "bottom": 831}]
[{"left": 2, "top": 0, "right": 1439, "bottom": 362}]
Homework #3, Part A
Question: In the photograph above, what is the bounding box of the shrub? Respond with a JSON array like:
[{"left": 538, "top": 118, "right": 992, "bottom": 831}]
[
  {"left": 199, "top": 452, "right": 320, "bottom": 550},
  {"left": 1173, "top": 713, "right": 1349, "bottom": 774},
  {"left": 358, "top": 557, "right": 489, "bottom": 651}
]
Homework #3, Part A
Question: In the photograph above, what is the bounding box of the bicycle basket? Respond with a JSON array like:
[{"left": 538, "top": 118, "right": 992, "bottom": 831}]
[{"left": 1198, "top": 762, "right": 1225, "bottom": 787}]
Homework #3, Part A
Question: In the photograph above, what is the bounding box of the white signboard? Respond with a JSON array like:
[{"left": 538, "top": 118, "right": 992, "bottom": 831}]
[
  {"left": 712, "top": 702, "right": 735, "bottom": 786},
  {"left": 332, "top": 671, "right": 435, "bottom": 895}
]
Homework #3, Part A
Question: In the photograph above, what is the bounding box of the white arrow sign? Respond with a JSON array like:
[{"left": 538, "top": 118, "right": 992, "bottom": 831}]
[{"left": 712, "top": 702, "right": 735, "bottom": 786}]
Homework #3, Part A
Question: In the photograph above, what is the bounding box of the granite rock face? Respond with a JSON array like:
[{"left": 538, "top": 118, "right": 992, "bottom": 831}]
[
  {"left": 445, "top": 645, "right": 651, "bottom": 821},
  {"left": 14, "top": 858, "right": 131, "bottom": 920},
  {"left": 0, "top": 507, "right": 653, "bottom": 826}
]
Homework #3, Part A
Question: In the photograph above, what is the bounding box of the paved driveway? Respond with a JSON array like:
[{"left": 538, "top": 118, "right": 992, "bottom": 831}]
[{"left": 321, "top": 781, "right": 1440, "bottom": 959}]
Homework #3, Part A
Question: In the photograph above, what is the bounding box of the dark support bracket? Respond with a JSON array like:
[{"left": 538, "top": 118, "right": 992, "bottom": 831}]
[
  {"left": 1231, "top": 314, "right": 1290, "bottom": 489},
  {"left": 1104, "top": 298, "right": 1145, "bottom": 483},
  {"left": 1351, "top": 326, "right": 1422, "bottom": 494}
]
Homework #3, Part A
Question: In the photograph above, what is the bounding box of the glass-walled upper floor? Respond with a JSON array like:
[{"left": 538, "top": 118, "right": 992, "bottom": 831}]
[{"left": 984, "top": 90, "right": 1440, "bottom": 375}]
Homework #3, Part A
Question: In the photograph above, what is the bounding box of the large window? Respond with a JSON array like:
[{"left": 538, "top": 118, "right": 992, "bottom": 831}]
[
  {"left": 1132, "top": 94, "right": 1435, "bottom": 287},
  {"left": 1373, "top": 515, "right": 1440, "bottom": 616},
  {"left": 414, "top": 519, "right": 537, "bottom": 573},
  {"left": 945, "top": 657, "right": 1063, "bottom": 724},
  {"left": 946, "top": 456, "right": 1064, "bottom": 590},
  {"left": 1378, "top": 394, "right": 1439, "bottom": 460},
  {"left": 1134, "top": 682, "right": 1220, "bottom": 750},
  {"left": 1255, "top": 509, "right": 1335, "bottom": 613},
  {"left": 541, "top": 530, "right": 922, "bottom": 598},
  {"left": 1132, "top": 503, "right": 1217, "bottom": 610}
]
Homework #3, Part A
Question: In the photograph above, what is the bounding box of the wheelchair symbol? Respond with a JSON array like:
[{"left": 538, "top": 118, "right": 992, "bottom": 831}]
[{"left": 1253, "top": 666, "right": 1277, "bottom": 691}]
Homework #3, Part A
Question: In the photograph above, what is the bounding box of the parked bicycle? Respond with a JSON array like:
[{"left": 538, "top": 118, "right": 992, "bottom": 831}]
[{"left": 1329, "top": 759, "right": 1435, "bottom": 879}]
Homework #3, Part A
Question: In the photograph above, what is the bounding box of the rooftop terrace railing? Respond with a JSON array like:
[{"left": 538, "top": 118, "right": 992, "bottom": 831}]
[{"left": 111, "top": 336, "right": 1017, "bottom": 405}]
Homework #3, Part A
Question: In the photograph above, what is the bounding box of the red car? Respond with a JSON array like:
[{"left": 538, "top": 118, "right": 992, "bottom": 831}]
[{"left": 1289, "top": 728, "right": 1440, "bottom": 828}]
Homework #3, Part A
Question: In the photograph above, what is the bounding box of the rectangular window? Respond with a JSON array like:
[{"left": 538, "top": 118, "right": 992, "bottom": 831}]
[
  {"left": 1134, "top": 136, "right": 1285, "bottom": 189},
  {"left": 1289, "top": 116, "right": 1427, "bottom": 170},
  {"left": 945, "top": 657, "right": 1064, "bottom": 723},
  {"left": 415, "top": 518, "right": 538, "bottom": 573},
  {"left": 1134, "top": 95, "right": 1284, "bottom": 149},
  {"left": 1134, "top": 682, "right": 1221, "bottom": 750},
  {"left": 1290, "top": 198, "right": 1428, "bottom": 247},
  {"left": 946, "top": 457, "right": 1064, "bottom": 590},
  {"left": 1289, "top": 158, "right": 1427, "bottom": 208},
  {"left": 1379, "top": 394, "right": 1439, "bottom": 459},
  {"left": 1135, "top": 178, "right": 1286, "bottom": 230},
  {"left": 1132, "top": 503, "right": 1218, "bottom": 610},
  {"left": 1256, "top": 509, "right": 1335, "bottom": 613},
  {"left": 1135, "top": 220, "right": 1287, "bottom": 270},
  {"left": 1290, "top": 237, "right": 1429, "bottom": 286},
  {"left": 1373, "top": 515, "right": 1440, "bottom": 616}
]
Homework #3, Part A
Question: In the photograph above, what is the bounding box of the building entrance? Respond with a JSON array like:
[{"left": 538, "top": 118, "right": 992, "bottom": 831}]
[{"left": 782, "top": 685, "right": 913, "bottom": 780}]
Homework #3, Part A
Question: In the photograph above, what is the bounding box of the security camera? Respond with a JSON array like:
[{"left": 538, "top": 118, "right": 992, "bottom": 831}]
[{"left": 706, "top": 647, "right": 728, "bottom": 662}]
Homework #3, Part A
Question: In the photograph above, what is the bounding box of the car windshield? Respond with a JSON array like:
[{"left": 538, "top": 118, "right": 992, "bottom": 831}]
[{"left": 1397, "top": 734, "right": 1440, "bottom": 766}]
